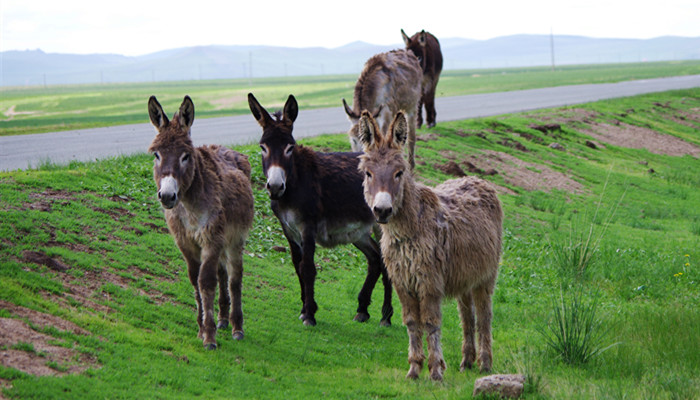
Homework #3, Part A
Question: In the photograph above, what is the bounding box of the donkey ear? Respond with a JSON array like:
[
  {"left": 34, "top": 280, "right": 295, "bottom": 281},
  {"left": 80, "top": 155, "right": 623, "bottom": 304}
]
[
  {"left": 178, "top": 95, "right": 195, "bottom": 132},
  {"left": 358, "top": 110, "right": 382, "bottom": 150},
  {"left": 418, "top": 30, "right": 427, "bottom": 47},
  {"left": 283, "top": 94, "right": 298, "bottom": 124},
  {"left": 401, "top": 29, "right": 411, "bottom": 46},
  {"left": 390, "top": 111, "right": 409, "bottom": 147},
  {"left": 342, "top": 98, "right": 359, "bottom": 120},
  {"left": 148, "top": 96, "right": 169, "bottom": 129},
  {"left": 248, "top": 92, "right": 273, "bottom": 128}
]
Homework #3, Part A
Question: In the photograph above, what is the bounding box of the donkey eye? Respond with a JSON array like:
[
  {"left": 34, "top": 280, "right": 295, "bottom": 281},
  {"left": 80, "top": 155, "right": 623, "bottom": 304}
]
[
  {"left": 153, "top": 152, "right": 160, "bottom": 161},
  {"left": 284, "top": 144, "right": 295, "bottom": 157},
  {"left": 181, "top": 153, "right": 190, "bottom": 163},
  {"left": 395, "top": 170, "right": 403, "bottom": 180},
  {"left": 365, "top": 171, "right": 372, "bottom": 179},
  {"left": 260, "top": 144, "right": 269, "bottom": 157}
]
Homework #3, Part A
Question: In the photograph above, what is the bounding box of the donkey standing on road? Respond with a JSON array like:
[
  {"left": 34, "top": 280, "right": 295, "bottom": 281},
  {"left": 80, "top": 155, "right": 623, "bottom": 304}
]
[
  {"left": 343, "top": 49, "right": 422, "bottom": 169},
  {"left": 248, "top": 93, "right": 393, "bottom": 327},
  {"left": 401, "top": 29, "right": 443, "bottom": 129},
  {"left": 357, "top": 111, "right": 502, "bottom": 381},
  {"left": 148, "top": 95, "right": 254, "bottom": 349}
]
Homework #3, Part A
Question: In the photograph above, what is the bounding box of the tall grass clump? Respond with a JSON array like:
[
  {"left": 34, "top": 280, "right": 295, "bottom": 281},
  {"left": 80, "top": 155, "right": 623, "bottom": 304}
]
[
  {"left": 538, "top": 288, "right": 617, "bottom": 365},
  {"left": 551, "top": 171, "right": 625, "bottom": 281}
]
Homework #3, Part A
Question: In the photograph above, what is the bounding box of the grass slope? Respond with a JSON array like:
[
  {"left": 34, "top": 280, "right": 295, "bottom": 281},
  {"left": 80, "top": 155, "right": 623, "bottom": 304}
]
[
  {"left": 0, "top": 89, "right": 699, "bottom": 399},
  {"left": 2, "top": 60, "right": 700, "bottom": 136}
]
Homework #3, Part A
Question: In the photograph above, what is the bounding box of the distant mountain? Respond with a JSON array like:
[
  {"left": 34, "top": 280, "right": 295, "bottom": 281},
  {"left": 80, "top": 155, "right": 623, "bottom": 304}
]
[{"left": 2, "top": 35, "right": 699, "bottom": 86}]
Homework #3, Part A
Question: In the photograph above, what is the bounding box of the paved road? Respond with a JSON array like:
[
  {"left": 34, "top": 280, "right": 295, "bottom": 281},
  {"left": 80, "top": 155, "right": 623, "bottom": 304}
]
[{"left": 2, "top": 74, "right": 700, "bottom": 172}]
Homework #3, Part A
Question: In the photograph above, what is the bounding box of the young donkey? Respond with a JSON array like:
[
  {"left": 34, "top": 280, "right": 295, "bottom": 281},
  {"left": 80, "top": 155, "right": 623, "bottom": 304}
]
[
  {"left": 357, "top": 111, "right": 503, "bottom": 381},
  {"left": 248, "top": 93, "right": 393, "bottom": 327},
  {"left": 343, "top": 49, "right": 422, "bottom": 169},
  {"left": 148, "top": 95, "right": 254, "bottom": 349}
]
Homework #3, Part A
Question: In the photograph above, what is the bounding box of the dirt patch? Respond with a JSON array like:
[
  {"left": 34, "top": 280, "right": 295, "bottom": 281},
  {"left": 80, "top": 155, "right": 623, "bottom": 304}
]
[
  {"left": 467, "top": 151, "right": 585, "bottom": 194},
  {"left": 0, "top": 302, "right": 97, "bottom": 377},
  {"left": 416, "top": 132, "right": 441, "bottom": 142},
  {"left": 207, "top": 95, "right": 246, "bottom": 111},
  {"left": 0, "top": 300, "right": 89, "bottom": 336},
  {"left": 526, "top": 108, "right": 600, "bottom": 125},
  {"left": 583, "top": 122, "right": 700, "bottom": 158}
]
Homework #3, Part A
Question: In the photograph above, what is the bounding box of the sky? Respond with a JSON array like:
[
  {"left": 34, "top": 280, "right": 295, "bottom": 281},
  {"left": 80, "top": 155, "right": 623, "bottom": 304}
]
[{"left": 2, "top": 0, "right": 699, "bottom": 56}]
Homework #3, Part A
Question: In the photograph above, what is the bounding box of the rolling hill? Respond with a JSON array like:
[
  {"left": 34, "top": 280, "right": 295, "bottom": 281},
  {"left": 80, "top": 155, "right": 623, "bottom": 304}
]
[{"left": 2, "top": 34, "right": 699, "bottom": 86}]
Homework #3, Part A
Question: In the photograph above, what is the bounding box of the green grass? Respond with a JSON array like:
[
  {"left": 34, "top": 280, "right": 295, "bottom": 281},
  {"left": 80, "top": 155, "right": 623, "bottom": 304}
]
[
  {"left": 0, "top": 88, "right": 699, "bottom": 399},
  {"left": 2, "top": 60, "right": 700, "bottom": 136}
]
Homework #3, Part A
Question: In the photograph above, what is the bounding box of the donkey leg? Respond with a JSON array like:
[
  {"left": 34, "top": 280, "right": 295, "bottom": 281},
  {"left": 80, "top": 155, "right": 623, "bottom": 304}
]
[
  {"left": 423, "top": 295, "right": 446, "bottom": 381},
  {"left": 407, "top": 115, "right": 417, "bottom": 170},
  {"left": 226, "top": 246, "right": 245, "bottom": 341},
  {"left": 198, "top": 251, "right": 221, "bottom": 349},
  {"left": 396, "top": 287, "right": 424, "bottom": 379},
  {"left": 458, "top": 291, "right": 477, "bottom": 371},
  {"left": 425, "top": 87, "right": 438, "bottom": 128},
  {"left": 299, "top": 232, "right": 318, "bottom": 326},
  {"left": 352, "top": 235, "right": 391, "bottom": 324},
  {"left": 182, "top": 249, "right": 204, "bottom": 340},
  {"left": 285, "top": 236, "right": 307, "bottom": 321},
  {"left": 416, "top": 99, "right": 424, "bottom": 129},
  {"left": 216, "top": 262, "right": 230, "bottom": 330},
  {"left": 473, "top": 283, "right": 495, "bottom": 372}
]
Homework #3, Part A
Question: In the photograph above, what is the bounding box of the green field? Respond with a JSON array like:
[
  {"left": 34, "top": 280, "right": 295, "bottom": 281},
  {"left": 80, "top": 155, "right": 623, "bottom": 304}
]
[
  {"left": 2, "top": 60, "right": 700, "bottom": 136},
  {"left": 1, "top": 85, "right": 699, "bottom": 398}
]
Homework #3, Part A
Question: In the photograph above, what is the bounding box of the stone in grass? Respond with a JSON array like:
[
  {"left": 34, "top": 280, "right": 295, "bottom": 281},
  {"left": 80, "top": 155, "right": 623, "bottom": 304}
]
[{"left": 473, "top": 374, "right": 526, "bottom": 399}]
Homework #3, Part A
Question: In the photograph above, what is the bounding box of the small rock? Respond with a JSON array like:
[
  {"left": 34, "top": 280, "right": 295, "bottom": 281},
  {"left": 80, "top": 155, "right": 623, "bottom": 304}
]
[
  {"left": 272, "top": 246, "right": 287, "bottom": 253},
  {"left": 585, "top": 140, "right": 598, "bottom": 149},
  {"left": 548, "top": 142, "right": 565, "bottom": 151},
  {"left": 473, "top": 374, "right": 526, "bottom": 399}
]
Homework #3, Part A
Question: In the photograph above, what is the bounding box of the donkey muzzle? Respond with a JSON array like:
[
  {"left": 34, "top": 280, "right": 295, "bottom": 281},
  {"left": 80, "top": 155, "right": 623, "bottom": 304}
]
[
  {"left": 266, "top": 166, "right": 287, "bottom": 199},
  {"left": 158, "top": 176, "right": 179, "bottom": 209},
  {"left": 372, "top": 192, "right": 393, "bottom": 224}
]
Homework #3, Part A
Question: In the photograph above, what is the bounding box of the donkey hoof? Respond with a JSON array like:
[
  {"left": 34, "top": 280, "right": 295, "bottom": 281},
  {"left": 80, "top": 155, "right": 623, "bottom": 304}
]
[
  {"left": 303, "top": 317, "right": 316, "bottom": 326},
  {"left": 406, "top": 369, "right": 420, "bottom": 380},
  {"left": 298, "top": 313, "right": 306, "bottom": 321},
  {"left": 203, "top": 342, "right": 217, "bottom": 350},
  {"left": 217, "top": 320, "right": 229, "bottom": 330},
  {"left": 353, "top": 312, "right": 370, "bottom": 323},
  {"left": 379, "top": 319, "right": 392, "bottom": 327},
  {"left": 430, "top": 370, "right": 444, "bottom": 381},
  {"left": 232, "top": 330, "right": 244, "bottom": 341}
]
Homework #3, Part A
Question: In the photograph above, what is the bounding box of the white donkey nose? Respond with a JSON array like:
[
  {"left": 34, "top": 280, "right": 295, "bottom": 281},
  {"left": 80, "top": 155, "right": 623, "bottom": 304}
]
[
  {"left": 266, "top": 166, "right": 287, "bottom": 198},
  {"left": 158, "top": 176, "right": 179, "bottom": 208}
]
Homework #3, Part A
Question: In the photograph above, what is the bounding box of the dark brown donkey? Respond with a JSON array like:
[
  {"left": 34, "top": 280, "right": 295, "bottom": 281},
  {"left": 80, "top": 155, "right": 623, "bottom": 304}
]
[
  {"left": 148, "top": 95, "right": 254, "bottom": 349},
  {"left": 401, "top": 29, "right": 443, "bottom": 128},
  {"left": 248, "top": 93, "right": 393, "bottom": 327}
]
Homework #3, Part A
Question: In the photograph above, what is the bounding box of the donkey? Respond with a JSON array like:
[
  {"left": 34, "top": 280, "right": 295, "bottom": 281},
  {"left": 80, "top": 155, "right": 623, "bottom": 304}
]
[
  {"left": 401, "top": 29, "right": 443, "bottom": 129},
  {"left": 357, "top": 111, "right": 502, "bottom": 381},
  {"left": 147, "top": 95, "right": 254, "bottom": 349},
  {"left": 342, "top": 49, "right": 422, "bottom": 169},
  {"left": 248, "top": 93, "right": 393, "bottom": 327}
]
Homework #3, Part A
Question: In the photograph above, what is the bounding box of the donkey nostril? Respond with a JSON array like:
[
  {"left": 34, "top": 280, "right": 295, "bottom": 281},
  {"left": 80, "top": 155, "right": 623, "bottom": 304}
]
[{"left": 157, "top": 191, "right": 162, "bottom": 199}]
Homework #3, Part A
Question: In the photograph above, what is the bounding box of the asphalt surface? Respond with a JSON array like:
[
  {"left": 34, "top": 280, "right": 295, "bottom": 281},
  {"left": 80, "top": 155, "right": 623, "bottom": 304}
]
[{"left": 2, "top": 74, "right": 700, "bottom": 172}]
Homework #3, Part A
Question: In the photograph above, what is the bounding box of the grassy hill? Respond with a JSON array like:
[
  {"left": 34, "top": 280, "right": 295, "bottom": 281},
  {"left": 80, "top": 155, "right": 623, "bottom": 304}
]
[{"left": 0, "top": 88, "right": 699, "bottom": 399}]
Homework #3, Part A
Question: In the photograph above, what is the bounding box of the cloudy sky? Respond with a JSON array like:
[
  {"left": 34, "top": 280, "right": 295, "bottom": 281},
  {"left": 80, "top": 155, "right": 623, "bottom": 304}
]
[{"left": 2, "top": 0, "right": 699, "bottom": 56}]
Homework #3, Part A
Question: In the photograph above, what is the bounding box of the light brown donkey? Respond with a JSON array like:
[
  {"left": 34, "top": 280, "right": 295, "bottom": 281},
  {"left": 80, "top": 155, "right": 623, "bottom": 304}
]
[
  {"left": 147, "top": 95, "right": 254, "bottom": 349},
  {"left": 357, "top": 111, "right": 502, "bottom": 381},
  {"left": 343, "top": 49, "right": 422, "bottom": 169}
]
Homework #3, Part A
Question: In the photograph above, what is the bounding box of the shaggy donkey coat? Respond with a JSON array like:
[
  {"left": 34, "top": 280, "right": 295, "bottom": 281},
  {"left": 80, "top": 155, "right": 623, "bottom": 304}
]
[
  {"left": 343, "top": 49, "right": 422, "bottom": 169},
  {"left": 357, "top": 111, "right": 502, "bottom": 381},
  {"left": 148, "top": 95, "right": 254, "bottom": 349},
  {"left": 401, "top": 29, "right": 443, "bottom": 129}
]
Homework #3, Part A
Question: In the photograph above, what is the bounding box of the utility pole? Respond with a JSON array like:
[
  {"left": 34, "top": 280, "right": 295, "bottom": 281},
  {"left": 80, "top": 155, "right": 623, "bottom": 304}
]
[
  {"left": 248, "top": 51, "right": 253, "bottom": 86},
  {"left": 550, "top": 27, "right": 555, "bottom": 71}
]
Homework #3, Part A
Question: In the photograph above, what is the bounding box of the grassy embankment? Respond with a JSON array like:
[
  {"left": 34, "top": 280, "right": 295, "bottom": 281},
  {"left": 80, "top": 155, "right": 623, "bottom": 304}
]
[{"left": 0, "top": 86, "right": 699, "bottom": 398}]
